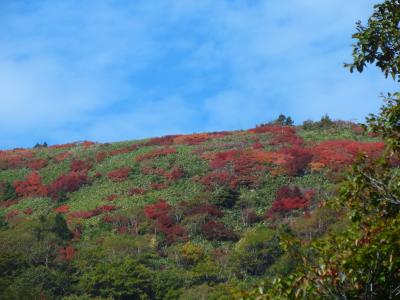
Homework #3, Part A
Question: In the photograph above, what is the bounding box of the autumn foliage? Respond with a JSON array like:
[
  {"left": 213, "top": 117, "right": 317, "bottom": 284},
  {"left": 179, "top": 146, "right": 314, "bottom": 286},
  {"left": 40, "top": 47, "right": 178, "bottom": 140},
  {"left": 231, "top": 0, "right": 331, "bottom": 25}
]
[
  {"left": 144, "top": 199, "right": 188, "bottom": 243},
  {"left": 49, "top": 171, "right": 88, "bottom": 198},
  {"left": 13, "top": 172, "right": 48, "bottom": 197},
  {"left": 135, "top": 147, "right": 177, "bottom": 162},
  {"left": 310, "top": 140, "right": 384, "bottom": 171},
  {"left": 107, "top": 168, "right": 131, "bottom": 182},
  {"left": 201, "top": 220, "right": 237, "bottom": 241},
  {"left": 266, "top": 186, "right": 315, "bottom": 218}
]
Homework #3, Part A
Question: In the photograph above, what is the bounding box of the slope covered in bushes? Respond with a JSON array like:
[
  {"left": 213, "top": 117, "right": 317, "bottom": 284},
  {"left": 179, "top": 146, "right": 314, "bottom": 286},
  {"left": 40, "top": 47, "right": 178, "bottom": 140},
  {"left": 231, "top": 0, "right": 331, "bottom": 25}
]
[{"left": 0, "top": 120, "right": 385, "bottom": 299}]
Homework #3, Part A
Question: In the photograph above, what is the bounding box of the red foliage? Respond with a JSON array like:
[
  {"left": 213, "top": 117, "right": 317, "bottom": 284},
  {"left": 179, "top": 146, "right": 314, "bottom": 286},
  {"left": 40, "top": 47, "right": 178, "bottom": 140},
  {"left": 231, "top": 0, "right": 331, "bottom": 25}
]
[
  {"left": 278, "top": 146, "right": 313, "bottom": 176},
  {"left": 5, "top": 210, "right": 20, "bottom": 221},
  {"left": 93, "top": 172, "right": 102, "bottom": 179},
  {"left": 109, "top": 144, "right": 138, "bottom": 157},
  {"left": 70, "top": 159, "right": 92, "bottom": 172},
  {"left": 266, "top": 186, "right": 314, "bottom": 218},
  {"left": 105, "top": 194, "right": 119, "bottom": 201},
  {"left": 208, "top": 149, "right": 240, "bottom": 169},
  {"left": 144, "top": 135, "right": 177, "bottom": 146},
  {"left": 311, "top": 140, "right": 384, "bottom": 171},
  {"left": 252, "top": 141, "right": 264, "bottom": 149},
  {"left": 54, "top": 205, "right": 70, "bottom": 214},
  {"left": 13, "top": 172, "right": 48, "bottom": 197},
  {"left": 201, "top": 149, "right": 265, "bottom": 188},
  {"left": 163, "top": 224, "right": 188, "bottom": 243},
  {"left": 141, "top": 167, "right": 166, "bottom": 176},
  {"left": 135, "top": 147, "right": 177, "bottom": 162},
  {"left": 0, "top": 149, "right": 35, "bottom": 170},
  {"left": 96, "top": 151, "right": 107, "bottom": 162},
  {"left": 49, "top": 171, "right": 88, "bottom": 196},
  {"left": 69, "top": 209, "right": 102, "bottom": 219},
  {"left": 196, "top": 171, "right": 231, "bottom": 189},
  {"left": 188, "top": 204, "right": 223, "bottom": 218},
  {"left": 127, "top": 188, "right": 146, "bottom": 196},
  {"left": 201, "top": 220, "right": 237, "bottom": 241},
  {"left": 80, "top": 141, "right": 95, "bottom": 148},
  {"left": 28, "top": 159, "right": 48, "bottom": 170},
  {"left": 144, "top": 199, "right": 187, "bottom": 243},
  {"left": 53, "top": 152, "right": 71, "bottom": 163},
  {"left": 97, "top": 205, "right": 118, "bottom": 212},
  {"left": 150, "top": 182, "right": 168, "bottom": 190},
  {"left": 248, "top": 125, "right": 303, "bottom": 147},
  {"left": 23, "top": 207, "right": 33, "bottom": 215},
  {"left": 107, "top": 168, "right": 131, "bottom": 182},
  {"left": 144, "top": 199, "right": 171, "bottom": 219},
  {"left": 58, "top": 246, "right": 76, "bottom": 260},
  {"left": 165, "top": 167, "right": 185, "bottom": 181},
  {"left": 49, "top": 143, "right": 75, "bottom": 149},
  {"left": 102, "top": 213, "right": 141, "bottom": 236}
]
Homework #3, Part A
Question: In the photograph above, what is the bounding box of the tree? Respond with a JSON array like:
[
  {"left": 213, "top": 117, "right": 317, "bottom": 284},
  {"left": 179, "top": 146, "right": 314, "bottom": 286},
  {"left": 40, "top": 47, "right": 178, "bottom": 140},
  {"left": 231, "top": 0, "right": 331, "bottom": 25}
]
[
  {"left": 0, "top": 182, "right": 16, "bottom": 201},
  {"left": 232, "top": 226, "right": 282, "bottom": 277},
  {"left": 53, "top": 214, "right": 72, "bottom": 241},
  {"left": 77, "top": 257, "right": 154, "bottom": 299},
  {"left": 345, "top": 0, "right": 400, "bottom": 81}
]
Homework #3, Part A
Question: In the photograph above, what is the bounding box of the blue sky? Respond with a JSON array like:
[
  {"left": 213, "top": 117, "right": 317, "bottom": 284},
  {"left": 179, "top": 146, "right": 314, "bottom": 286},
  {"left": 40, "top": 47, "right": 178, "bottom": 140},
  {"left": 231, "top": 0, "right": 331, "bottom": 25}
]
[{"left": 0, "top": 0, "right": 397, "bottom": 149}]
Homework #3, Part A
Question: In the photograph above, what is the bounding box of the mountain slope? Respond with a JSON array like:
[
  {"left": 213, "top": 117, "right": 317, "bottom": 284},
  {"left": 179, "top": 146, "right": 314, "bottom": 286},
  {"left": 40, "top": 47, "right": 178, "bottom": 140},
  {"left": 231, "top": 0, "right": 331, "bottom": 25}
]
[{"left": 0, "top": 121, "right": 384, "bottom": 299}]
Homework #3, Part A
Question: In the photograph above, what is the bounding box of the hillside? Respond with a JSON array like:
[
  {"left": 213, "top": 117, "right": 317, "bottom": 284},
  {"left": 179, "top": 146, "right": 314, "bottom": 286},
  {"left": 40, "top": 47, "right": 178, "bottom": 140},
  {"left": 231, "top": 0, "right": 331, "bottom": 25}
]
[{"left": 0, "top": 120, "right": 385, "bottom": 299}]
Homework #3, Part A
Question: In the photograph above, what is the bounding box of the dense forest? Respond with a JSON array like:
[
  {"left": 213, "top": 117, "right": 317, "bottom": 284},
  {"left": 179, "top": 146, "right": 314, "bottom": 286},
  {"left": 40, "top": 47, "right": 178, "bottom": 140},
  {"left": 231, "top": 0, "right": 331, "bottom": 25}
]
[{"left": 0, "top": 1, "right": 399, "bottom": 299}]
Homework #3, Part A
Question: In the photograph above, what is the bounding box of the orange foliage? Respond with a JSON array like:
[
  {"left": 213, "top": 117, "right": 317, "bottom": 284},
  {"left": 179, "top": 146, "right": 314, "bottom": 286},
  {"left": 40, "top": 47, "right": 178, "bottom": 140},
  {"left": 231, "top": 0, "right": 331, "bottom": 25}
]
[{"left": 54, "top": 205, "right": 70, "bottom": 213}]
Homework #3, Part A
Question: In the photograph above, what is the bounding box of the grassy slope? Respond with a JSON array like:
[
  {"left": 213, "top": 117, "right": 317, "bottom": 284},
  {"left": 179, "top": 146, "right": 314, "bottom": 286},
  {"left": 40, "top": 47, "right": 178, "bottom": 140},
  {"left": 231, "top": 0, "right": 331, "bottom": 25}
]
[{"left": 0, "top": 123, "right": 382, "bottom": 298}]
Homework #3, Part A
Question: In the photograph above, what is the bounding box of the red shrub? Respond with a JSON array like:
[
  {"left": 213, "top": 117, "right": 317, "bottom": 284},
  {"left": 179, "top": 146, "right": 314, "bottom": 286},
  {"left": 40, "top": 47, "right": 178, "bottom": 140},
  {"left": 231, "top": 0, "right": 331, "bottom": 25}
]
[
  {"left": 163, "top": 224, "right": 188, "bottom": 244},
  {"left": 135, "top": 147, "right": 177, "bottom": 162},
  {"left": 59, "top": 246, "right": 76, "bottom": 260},
  {"left": 96, "top": 151, "right": 107, "bottom": 162},
  {"left": 150, "top": 182, "right": 168, "bottom": 190},
  {"left": 107, "top": 168, "right": 131, "bottom": 182},
  {"left": 248, "top": 125, "right": 303, "bottom": 147},
  {"left": 70, "top": 159, "right": 92, "bottom": 172},
  {"left": 266, "top": 186, "right": 314, "bottom": 218},
  {"left": 109, "top": 144, "right": 138, "bottom": 157},
  {"left": 105, "top": 194, "right": 119, "bottom": 201},
  {"left": 311, "top": 140, "right": 384, "bottom": 171},
  {"left": 28, "top": 159, "right": 48, "bottom": 170},
  {"left": 5, "top": 210, "right": 20, "bottom": 221},
  {"left": 23, "top": 207, "right": 33, "bottom": 215},
  {"left": 196, "top": 171, "right": 231, "bottom": 189},
  {"left": 49, "top": 142, "right": 76, "bottom": 149},
  {"left": 54, "top": 205, "right": 70, "bottom": 213},
  {"left": 49, "top": 171, "right": 88, "bottom": 196},
  {"left": 188, "top": 204, "right": 223, "bottom": 218},
  {"left": 141, "top": 167, "right": 166, "bottom": 176},
  {"left": 165, "top": 167, "right": 185, "bottom": 181},
  {"left": 144, "top": 199, "right": 187, "bottom": 243},
  {"left": 53, "top": 152, "right": 71, "bottom": 163},
  {"left": 69, "top": 209, "right": 101, "bottom": 219},
  {"left": 97, "top": 205, "right": 118, "bottom": 212},
  {"left": 145, "top": 135, "right": 177, "bottom": 146},
  {"left": 127, "top": 188, "right": 146, "bottom": 196},
  {"left": 202, "top": 149, "right": 265, "bottom": 188},
  {"left": 13, "top": 172, "right": 48, "bottom": 197},
  {"left": 93, "top": 172, "right": 102, "bottom": 179},
  {"left": 201, "top": 220, "right": 237, "bottom": 241},
  {"left": 173, "top": 133, "right": 226, "bottom": 145},
  {"left": 278, "top": 146, "right": 313, "bottom": 176},
  {"left": 144, "top": 199, "right": 171, "bottom": 220},
  {"left": 253, "top": 141, "right": 264, "bottom": 149}
]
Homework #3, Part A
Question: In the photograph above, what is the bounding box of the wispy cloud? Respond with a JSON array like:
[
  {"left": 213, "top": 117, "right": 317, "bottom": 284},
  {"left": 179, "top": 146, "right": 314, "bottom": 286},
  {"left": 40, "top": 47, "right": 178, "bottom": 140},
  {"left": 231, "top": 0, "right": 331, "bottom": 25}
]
[{"left": 0, "top": 0, "right": 397, "bottom": 148}]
